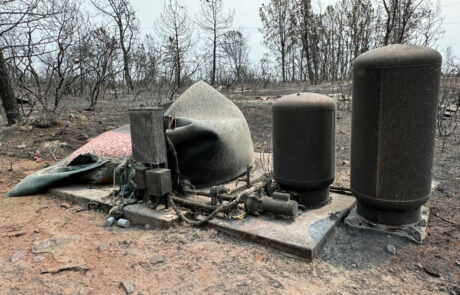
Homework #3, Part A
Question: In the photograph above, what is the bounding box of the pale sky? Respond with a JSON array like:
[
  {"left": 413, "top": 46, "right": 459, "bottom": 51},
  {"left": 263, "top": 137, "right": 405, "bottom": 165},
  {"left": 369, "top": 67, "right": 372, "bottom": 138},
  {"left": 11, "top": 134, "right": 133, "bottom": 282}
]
[{"left": 129, "top": 0, "right": 460, "bottom": 61}]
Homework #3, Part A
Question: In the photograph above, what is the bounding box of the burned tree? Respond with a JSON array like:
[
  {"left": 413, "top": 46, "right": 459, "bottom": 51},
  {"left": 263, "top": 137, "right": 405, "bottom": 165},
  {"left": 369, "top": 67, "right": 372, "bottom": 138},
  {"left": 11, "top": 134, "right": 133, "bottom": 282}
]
[
  {"left": 220, "top": 30, "right": 249, "bottom": 90},
  {"left": 91, "top": 0, "right": 138, "bottom": 91},
  {"left": 259, "top": 0, "right": 295, "bottom": 82},
  {"left": 156, "top": 0, "right": 194, "bottom": 89},
  {"left": 81, "top": 27, "right": 118, "bottom": 111},
  {"left": 0, "top": 49, "right": 18, "bottom": 125},
  {"left": 438, "top": 48, "right": 459, "bottom": 152},
  {"left": 12, "top": 0, "right": 82, "bottom": 112},
  {"left": 195, "top": 0, "right": 233, "bottom": 85},
  {"left": 381, "top": 0, "right": 443, "bottom": 45},
  {"left": 0, "top": 0, "right": 55, "bottom": 124}
]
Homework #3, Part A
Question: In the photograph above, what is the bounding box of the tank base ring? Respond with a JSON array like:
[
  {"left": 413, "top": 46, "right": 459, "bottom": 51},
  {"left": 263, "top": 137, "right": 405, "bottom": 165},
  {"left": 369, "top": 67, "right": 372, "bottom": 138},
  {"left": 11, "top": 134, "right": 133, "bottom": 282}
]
[
  {"left": 296, "top": 187, "right": 330, "bottom": 207},
  {"left": 357, "top": 202, "right": 421, "bottom": 226}
]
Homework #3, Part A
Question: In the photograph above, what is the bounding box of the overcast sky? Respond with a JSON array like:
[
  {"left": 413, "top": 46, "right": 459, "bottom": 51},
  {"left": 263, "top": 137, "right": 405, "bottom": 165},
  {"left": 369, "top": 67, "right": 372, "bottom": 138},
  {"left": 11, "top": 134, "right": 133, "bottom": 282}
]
[{"left": 128, "top": 0, "right": 460, "bottom": 62}]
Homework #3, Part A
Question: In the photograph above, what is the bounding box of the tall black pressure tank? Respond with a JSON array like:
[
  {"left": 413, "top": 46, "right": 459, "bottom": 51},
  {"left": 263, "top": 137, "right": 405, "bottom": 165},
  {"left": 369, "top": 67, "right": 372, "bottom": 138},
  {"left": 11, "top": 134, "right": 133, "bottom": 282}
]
[
  {"left": 273, "top": 93, "right": 335, "bottom": 206},
  {"left": 351, "top": 44, "right": 442, "bottom": 225}
]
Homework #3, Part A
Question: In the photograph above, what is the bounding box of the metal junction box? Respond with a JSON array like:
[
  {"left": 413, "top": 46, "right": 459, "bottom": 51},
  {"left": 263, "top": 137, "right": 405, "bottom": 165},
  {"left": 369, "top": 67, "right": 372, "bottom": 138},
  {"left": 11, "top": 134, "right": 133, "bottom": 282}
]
[{"left": 146, "top": 168, "right": 173, "bottom": 197}]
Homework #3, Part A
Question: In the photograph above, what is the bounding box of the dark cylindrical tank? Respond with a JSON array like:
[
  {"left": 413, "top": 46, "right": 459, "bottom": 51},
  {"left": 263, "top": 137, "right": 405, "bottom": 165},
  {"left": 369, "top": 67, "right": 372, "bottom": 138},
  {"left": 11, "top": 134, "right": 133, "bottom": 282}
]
[
  {"left": 351, "top": 44, "right": 442, "bottom": 225},
  {"left": 273, "top": 93, "right": 335, "bottom": 206}
]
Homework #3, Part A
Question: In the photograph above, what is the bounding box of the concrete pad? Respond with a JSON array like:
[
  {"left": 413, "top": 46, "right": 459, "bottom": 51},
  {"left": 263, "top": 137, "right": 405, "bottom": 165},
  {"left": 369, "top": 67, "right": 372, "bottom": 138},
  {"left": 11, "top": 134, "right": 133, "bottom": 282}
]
[
  {"left": 49, "top": 185, "right": 180, "bottom": 228},
  {"left": 344, "top": 206, "right": 429, "bottom": 243},
  {"left": 206, "top": 194, "right": 355, "bottom": 261},
  {"left": 49, "top": 184, "right": 355, "bottom": 259},
  {"left": 49, "top": 184, "right": 114, "bottom": 212},
  {"left": 123, "top": 204, "right": 179, "bottom": 228}
]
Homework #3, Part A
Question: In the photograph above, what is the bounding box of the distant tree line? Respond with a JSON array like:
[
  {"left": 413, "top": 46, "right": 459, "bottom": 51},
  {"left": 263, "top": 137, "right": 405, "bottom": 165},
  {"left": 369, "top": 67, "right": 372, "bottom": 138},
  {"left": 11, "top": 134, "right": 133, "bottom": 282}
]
[
  {"left": 0, "top": 0, "right": 447, "bottom": 125},
  {"left": 260, "top": 0, "right": 444, "bottom": 83}
]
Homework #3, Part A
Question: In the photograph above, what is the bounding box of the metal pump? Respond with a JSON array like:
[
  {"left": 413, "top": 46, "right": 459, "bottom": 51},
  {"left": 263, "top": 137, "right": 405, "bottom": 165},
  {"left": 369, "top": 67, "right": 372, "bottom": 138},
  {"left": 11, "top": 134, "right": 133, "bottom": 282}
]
[{"left": 245, "top": 192, "right": 298, "bottom": 217}]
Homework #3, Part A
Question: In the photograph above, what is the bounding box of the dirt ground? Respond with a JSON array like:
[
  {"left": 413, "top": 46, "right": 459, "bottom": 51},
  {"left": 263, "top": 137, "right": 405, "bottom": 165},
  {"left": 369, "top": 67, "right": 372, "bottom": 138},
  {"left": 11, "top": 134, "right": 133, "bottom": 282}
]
[{"left": 0, "top": 86, "right": 459, "bottom": 294}]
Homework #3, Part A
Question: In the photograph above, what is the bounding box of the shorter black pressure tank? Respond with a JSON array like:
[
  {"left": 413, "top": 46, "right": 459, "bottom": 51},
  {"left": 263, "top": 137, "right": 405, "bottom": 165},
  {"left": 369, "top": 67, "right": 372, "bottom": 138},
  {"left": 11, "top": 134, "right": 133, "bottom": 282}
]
[
  {"left": 273, "top": 93, "right": 335, "bottom": 206},
  {"left": 351, "top": 44, "right": 442, "bottom": 225}
]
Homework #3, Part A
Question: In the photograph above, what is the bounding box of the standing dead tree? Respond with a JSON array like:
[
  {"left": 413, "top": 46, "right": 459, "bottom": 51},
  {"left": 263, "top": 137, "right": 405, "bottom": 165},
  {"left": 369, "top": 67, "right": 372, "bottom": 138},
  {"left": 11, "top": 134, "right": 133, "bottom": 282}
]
[
  {"left": 259, "top": 0, "right": 443, "bottom": 85},
  {"left": 156, "top": 0, "right": 195, "bottom": 90},
  {"left": 381, "top": 0, "right": 443, "bottom": 45},
  {"left": 294, "top": 0, "right": 315, "bottom": 83},
  {"left": 81, "top": 27, "right": 119, "bottom": 111},
  {"left": 0, "top": 47, "right": 18, "bottom": 125},
  {"left": 259, "top": 0, "right": 295, "bottom": 82},
  {"left": 0, "top": 0, "right": 56, "bottom": 124},
  {"left": 195, "top": 0, "right": 233, "bottom": 85},
  {"left": 220, "top": 30, "right": 249, "bottom": 92},
  {"left": 12, "top": 0, "right": 82, "bottom": 112},
  {"left": 91, "top": 0, "right": 138, "bottom": 91},
  {"left": 438, "top": 48, "right": 459, "bottom": 152}
]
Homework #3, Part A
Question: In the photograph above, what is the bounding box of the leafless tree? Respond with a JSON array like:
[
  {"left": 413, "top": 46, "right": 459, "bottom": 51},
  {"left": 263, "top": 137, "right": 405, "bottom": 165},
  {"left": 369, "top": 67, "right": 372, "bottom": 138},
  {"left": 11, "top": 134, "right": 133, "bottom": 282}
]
[
  {"left": 143, "top": 35, "right": 163, "bottom": 85},
  {"left": 156, "top": 0, "right": 195, "bottom": 90},
  {"left": 294, "top": 0, "right": 315, "bottom": 83},
  {"left": 91, "top": 0, "right": 139, "bottom": 91},
  {"left": 81, "top": 27, "right": 119, "bottom": 111},
  {"left": 12, "top": 0, "right": 82, "bottom": 112},
  {"left": 438, "top": 47, "right": 459, "bottom": 152},
  {"left": 259, "top": 0, "right": 442, "bottom": 85},
  {"left": 0, "top": 0, "right": 57, "bottom": 124},
  {"left": 381, "top": 0, "right": 442, "bottom": 45},
  {"left": 259, "top": 0, "right": 294, "bottom": 82},
  {"left": 413, "top": 0, "right": 444, "bottom": 46},
  {"left": 220, "top": 30, "right": 249, "bottom": 91},
  {"left": 195, "top": 0, "right": 233, "bottom": 85}
]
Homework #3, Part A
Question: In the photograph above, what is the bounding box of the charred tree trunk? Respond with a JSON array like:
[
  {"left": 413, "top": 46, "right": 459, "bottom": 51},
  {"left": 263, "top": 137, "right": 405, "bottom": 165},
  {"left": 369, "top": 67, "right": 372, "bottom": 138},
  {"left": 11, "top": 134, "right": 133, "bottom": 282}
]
[
  {"left": 211, "top": 28, "right": 217, "bottom": 85},
  {"left": 300, "top": 0, "right": 315, "bottom": 84},
  {"left": 118, "top": 21, "right": 134, "bottom": 92},
  {"left": 175, "top": 30, "right": 182, "bottom": 89},
  {"left": 0, "top": 49, "right": 20, "bottom": 125},
  {"left": 281, "top": 42, "right": 286, "bottom": 82}
]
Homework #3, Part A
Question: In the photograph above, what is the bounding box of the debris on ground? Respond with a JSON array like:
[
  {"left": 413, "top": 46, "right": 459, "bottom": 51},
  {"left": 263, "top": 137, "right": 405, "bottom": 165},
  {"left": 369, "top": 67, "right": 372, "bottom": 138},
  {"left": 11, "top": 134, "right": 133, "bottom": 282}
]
[
  {"left": 32, "top": 236, "right": 72, "bottom": 254},
  {"left": 386, "top": 244, "right": 396, "bottom": 255},
  {"left": 6, "top": 231, "right": 25, "bottom": 238},
  {"left": 117, "top": 219, "right": 130, "bottom": 228},
  {"left": 40, "top": 265, "right": 89, "bottom": 275},
  {"left": 32, "top": 256, "right": 44, "bottom": 263},
  {"left": 120, "top": 281, "right": 135, "bottom": 294},
  {"left": 423, "top": 264, "right": 441, "bottom": 277},
  {"left": 9, "top": 250, "right": 27, "bottom": 263},
  {"left": 149, "top": 254, "right": 165, "bottom": 265},
  {"left": 104, "top": 217, "right": 115, "bottom": 227},
  {"left": 60, "top": 203, "right": 72, "bottom": 209},
  {"left": 33, "top": 117, "right": 58, "bottom": 128}
]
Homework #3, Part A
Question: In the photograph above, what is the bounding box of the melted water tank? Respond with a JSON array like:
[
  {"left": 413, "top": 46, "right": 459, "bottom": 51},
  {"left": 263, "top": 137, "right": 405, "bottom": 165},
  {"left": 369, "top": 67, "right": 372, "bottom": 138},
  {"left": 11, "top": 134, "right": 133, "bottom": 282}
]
[
  {"left": 273, "top": 93, "right": 335, "bottom": 206},
  {"left": 351, "top": 44, "right": 442, "bottom": 225}
]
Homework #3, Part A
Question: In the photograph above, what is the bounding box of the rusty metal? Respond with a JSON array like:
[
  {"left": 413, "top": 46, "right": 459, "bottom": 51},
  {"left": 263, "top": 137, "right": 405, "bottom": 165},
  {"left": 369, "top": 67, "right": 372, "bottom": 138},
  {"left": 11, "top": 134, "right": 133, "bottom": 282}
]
[
  {"left": 273, "top": 93, "right": 336, "bottom": 206},
  {"left": 351, "top": 44, "right": 442, "bottom": 225}
]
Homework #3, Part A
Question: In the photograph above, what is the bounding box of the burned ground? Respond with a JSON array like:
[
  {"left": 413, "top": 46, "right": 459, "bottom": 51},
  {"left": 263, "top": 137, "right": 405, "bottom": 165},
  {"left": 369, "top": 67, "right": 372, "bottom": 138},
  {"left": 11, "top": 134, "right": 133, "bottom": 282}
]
[{"left": 0, "top": 86, "right": 459, "bottom": 294}]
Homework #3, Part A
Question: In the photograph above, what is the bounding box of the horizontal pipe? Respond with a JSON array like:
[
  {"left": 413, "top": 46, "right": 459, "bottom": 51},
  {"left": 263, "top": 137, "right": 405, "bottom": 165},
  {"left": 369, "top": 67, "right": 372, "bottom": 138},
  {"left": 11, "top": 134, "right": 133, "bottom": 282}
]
[
  {"left": 168, "top": 176, "right": 271, "bottom": 226},
  {"left": 170, "top": 196, "right": 217, "bottom": 212}
]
